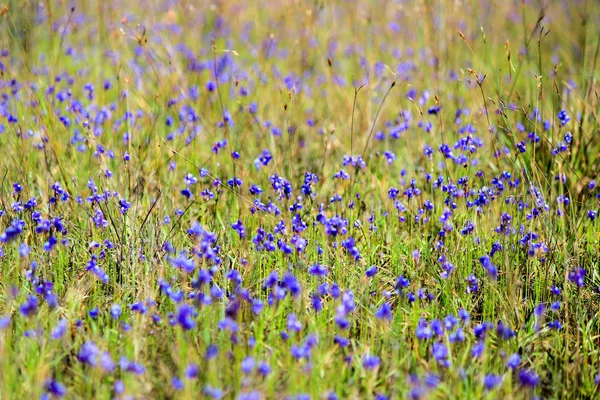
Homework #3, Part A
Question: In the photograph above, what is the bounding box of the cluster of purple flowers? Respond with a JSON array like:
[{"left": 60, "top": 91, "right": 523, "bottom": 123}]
[{"left": 0, "top": 2, "right": 598, "bottom": 399}]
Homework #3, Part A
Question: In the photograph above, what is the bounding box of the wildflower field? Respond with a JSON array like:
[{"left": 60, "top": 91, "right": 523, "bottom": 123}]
[{"left": 0, "top": 0, "right": 599, "bottom": 399}]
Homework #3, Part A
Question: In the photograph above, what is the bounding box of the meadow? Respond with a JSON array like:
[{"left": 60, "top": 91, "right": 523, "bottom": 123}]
[{"left": 0, "top": 0, "right": 599, "bottom": 398}]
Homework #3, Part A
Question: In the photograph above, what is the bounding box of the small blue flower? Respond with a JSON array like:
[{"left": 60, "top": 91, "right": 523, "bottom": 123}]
[
  {"left": 518, "top": 369, "right": 540, "bottom": 387},
  {"left": 308, "top": 263, "right": 328, "bottom": 277},
  {"left": 375, "top": 303, "right": 392, "bottom": 321},
  {"left": 568, "top": 267, "right": 586, "bottom": 287},
  {"left": 557, "top": 110, "right": 570, "bottom": 126},
  {"left": 45, "top": 379, "right": 67, "bottom": 398},
  {"left": 241, "top": 356, "right": 255, "bottom": 374},
  {"left": 20, "top": 295, "right": 38, "bottom": 317},
  {"left": 78, "top": 341, "right": 99, "bottom": 366},
  {"left": 483, "top": 374, "right": 501, "bottom": 390},
  {"left": 471, "top": 341, "right": 485, "bottom": 358},
  {"left": 0, "top": 315, "right": 11, "bottom": 329},
  {"left": 171, "top": 377, "right": 184, "bottom": 391},
  {"left": 177, "top": 304, "right": 196, "bottom": 330},
  {"left": 258, "top": 361, "right": 271, "bottom": 376},
  {"left": 110, "top": 303, "right": 122, "bottom": 319},
  {"left": 362, "top": 354, "right": 380, "bottom": 370},
  {"left": 506, "top": 353, "right": 521, "bottom": 369},
  {"left": 51, "top": 319, "right": 68, "bottom": 340},
  {"left": 365, "top": 266, "right": 378, "bottom": 277}
]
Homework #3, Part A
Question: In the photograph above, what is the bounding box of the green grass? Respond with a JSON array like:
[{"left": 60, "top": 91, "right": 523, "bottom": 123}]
[{"left": 0, "top": 0, "right": 599, "bottom": 399}]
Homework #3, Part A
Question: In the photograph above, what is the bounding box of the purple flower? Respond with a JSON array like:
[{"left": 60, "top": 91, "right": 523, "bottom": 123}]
[
  {"left": 483, "top": 374, "right": 501, "bottom": 390},
  {"left": 45, "top": 380, "right": 67, "bottom": 398},
  {"left": 479, "top": 255, "right": 498, "bottom": 280},
  {"left": 110, "top": 303, "right": 122, "bottom": 319},
  {"left": 308, "top": 264, "right": 328, "bottom": 277},
  {"left": 98, "top": 352, "right": 115, "bottom": 372},
  {"left": 120, "top": 357, "right": 146, "bottom": 374},
  {"left": 534, "top": 302, "right": 546, "bottom": 318},
  {"left": 416, "top": 319, "right": 432, "bottom": 340},
  {"left": 258, "top": 362, "right": 271, "bottom": 376},
  {"left": 177, "top": 304, "right": 196, "bottom": 330},
  {"left": 0, "top": 218, "right": 25, "bottom": 243},
  {"left": 282, "top": 273, "right": 301, "bottom": 297},
  {"left": 231, "top": 220, "right": 246, "bottom": 238},
  {"left": 205, "top": 344, "right": 219, "bottom": 359},
  {"left": 506, "top": 353, "right": 521, "bottom": 369},
  {"left": 19, "top": 295, "right": 38, "bottom": 317},
  {"left": 496, "top": 321, "right": 515, "bottom": 340},
  {"left": 518, "top": 369, "right": 540, "bottom": 387},
  {"left": 114, "top": 380, "right": 125, "bottom": 394},
  {"left": 548, "top": 319, "right": 563, "bottom": 330},
  {"left": 432, "top": 342, "right": 449, "bottom": 366},
  {"left": 471, "top": 341, "right": 485, "bottom": 358},
  {"left": 171, "top": 377, "right": 184, "bottom": 391},
  {"left": 334, "top": 335, "right": 349, "bottom": 347},
  {"left": 185, "top": 363, "right": 199, "bottom": 379},
  {"left": 18, "top": 243, "right": 30, "bottom": 258},
  {"left": 412, "top": 249, "right": 421, "bottom": 263},
  {"left": 89, "top": 307, "right": 99, "bottom": 319},
  {"left": 558, "top": 109, "right": 570, "bottom": 126},
  {"left": 568, "top": 267, "right": 586, "bottom": 287},
  {"left": 365, "top": 266, "right": 378, "bottom": 278},
  {"left": 78, "top": 341, "right": 99, "bottom": 366},
  {"left": 362, "top": 354, "right": 380, "bottom": 370},
  {"left": 0, "top": 315, "right": 11, "bottom": 329},
  {"left": 375, "top": 303, "right": 392, "bottom": 321},
  {"left": 238, "top": 391, "right": 261, "bottom": 400},
  {"left": 241, "top": 356, "right": 255, "bottom": 374},
  {"left": 51, "top": 319, "right": 68, "bottom": 340},
  {"left": 287, "top": 313, "right": 303, "bottom": 332},
  {"left": 449, "top": 327, "right": 465, "bottom": 343}
]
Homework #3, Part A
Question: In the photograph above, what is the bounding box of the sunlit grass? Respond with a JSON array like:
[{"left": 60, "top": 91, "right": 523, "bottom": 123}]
[{"left": 0, "top": 1, "right": 599, "bottom": 399}]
